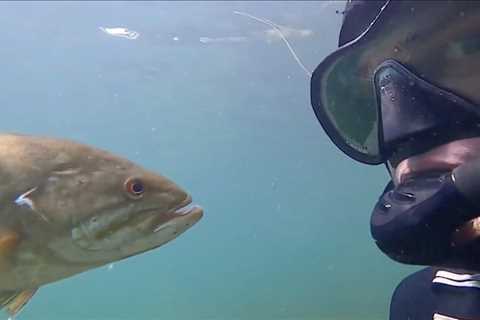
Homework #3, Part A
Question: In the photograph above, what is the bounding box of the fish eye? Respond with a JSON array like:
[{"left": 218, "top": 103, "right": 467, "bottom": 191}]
[{"left": 125, "top": 178, "right": 144, "bottom": 198}]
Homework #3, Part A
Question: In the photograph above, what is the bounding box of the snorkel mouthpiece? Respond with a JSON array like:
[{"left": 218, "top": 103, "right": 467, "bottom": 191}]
[{"left": 372, "top": 159, "right": 480, "bottom": 270}]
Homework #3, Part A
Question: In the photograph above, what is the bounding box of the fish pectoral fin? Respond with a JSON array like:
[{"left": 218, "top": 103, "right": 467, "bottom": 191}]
[
  {"left": 0, "top": 230, "right": 20, "bottom": 254},
  {"left": 0, "top": 230, "right": 20, "bottom": 272},
  {"left": 0, "top": 288, "right": 38, "bottom": 317}
]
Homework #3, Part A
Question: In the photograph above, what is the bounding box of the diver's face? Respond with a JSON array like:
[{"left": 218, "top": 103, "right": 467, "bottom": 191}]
[{"left": 391, "top": 137, "right": 480, "bottom": 186}]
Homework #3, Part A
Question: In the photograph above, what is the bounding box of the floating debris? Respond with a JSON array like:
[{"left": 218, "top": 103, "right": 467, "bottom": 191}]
[
  {"left": 263, "top": 26, "right": 313, "bottom": 43},
  {"left": 14, "top": 187, "right": 37, "bottom": 211},
  {"left": 99, "top": 27, "right": 139, "bottom": 40},
  {"left": 199, "top": 36, "right": 248, "bottom": 44}
]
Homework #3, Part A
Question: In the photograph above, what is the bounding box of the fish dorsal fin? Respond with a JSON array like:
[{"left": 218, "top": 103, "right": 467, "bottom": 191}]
[{"left": 0, "top": 288, "right": 38, "bottom": 317}]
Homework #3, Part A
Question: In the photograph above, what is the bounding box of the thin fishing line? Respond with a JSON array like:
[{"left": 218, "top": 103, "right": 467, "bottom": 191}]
[{"left": 234, "top": 10, "right": 312, "bottom": 78}]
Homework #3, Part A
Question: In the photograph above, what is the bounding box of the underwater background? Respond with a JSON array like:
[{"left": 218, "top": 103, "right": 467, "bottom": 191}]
[{"left": 0, "top": 1, "right": 418, "bottom": 319}]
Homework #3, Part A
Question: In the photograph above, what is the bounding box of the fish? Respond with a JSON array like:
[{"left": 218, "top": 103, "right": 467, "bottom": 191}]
[{"left": 0, "top": 133, "right": 203, "bottom": 316}]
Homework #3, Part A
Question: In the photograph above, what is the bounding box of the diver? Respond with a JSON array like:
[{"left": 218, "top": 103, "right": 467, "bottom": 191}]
[{"left": 310, "top": 1, "right": 480, "bottom": 319}]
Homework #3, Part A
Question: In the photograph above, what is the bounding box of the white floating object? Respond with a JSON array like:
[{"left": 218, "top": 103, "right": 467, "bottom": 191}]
[
  {"left": 99, "top": 26, "right": 139, "bottom": 40},
  {"left": 199, "top": 36, "right": 248, "bottom": 44},
  {"left": 263, "top": 27, "right": 313, "bottom": 42},
  {"left": 15, "top": 187, "right": 38, "bottom": 211}
]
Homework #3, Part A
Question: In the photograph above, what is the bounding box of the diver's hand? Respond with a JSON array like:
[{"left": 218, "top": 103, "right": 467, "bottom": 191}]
[{"left": 394, "top": 138, "right": 480, "bottom": 185}]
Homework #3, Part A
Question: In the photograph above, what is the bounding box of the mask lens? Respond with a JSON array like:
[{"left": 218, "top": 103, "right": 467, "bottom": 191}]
[{"left": 311, "top": 48, "right": 380, "bottom": 164}]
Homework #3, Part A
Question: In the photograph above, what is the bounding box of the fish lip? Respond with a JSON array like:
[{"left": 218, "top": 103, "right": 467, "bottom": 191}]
[
  {"left": 152, "top": 206, "right": 203, "bottom": 233},
  {"left": 169, "top": 194, "right": 203, "bottom": 217},
  {"left": 151, "top": 195, "right": 203, "bottom": 233},
  {"left": 172, "top": 203, "right": 203, "bottom": 216},
  {"left": 171, "top": 195, "right": 193, "bottom": 215}
]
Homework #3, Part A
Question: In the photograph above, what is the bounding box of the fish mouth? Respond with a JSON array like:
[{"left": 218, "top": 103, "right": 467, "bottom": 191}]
[
  {"left": 173, "top": 203, "right": 203, "bottom": 216},
  {"left": 152, "top": 196, "right": 203, "bottom": 233},
  {"left": 394, "top": 137, "right": 480, "bottom": 185},
  {"left": 172, "top": 195, "right": 200, "bottom": 215}
]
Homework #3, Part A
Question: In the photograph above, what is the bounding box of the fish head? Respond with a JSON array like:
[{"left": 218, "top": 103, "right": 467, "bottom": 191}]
[
  {"left": 68, "top": 166, "right": 204, "bottom": 260},
  {"left": 9, "top": 136, "right": 203, "bottom": 265}
]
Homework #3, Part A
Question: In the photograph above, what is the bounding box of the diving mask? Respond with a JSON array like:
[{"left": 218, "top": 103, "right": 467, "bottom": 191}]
[{"left": 310, "top": 1, "right": 480, "bottom": 165}]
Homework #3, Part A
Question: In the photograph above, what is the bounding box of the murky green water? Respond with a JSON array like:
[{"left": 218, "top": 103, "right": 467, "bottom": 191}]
[{"left": 0, "top": 1, "right": 418, "bottom": 319}]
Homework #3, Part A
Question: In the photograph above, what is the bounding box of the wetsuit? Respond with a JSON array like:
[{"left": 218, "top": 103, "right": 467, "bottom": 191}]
[{"left": 391, "top": 267, "right": 480, "bottom": 320}]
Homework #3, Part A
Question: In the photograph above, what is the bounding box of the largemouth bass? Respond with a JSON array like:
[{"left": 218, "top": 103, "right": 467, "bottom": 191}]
[{"left": 0, "top": 134, "right": 203, "bottom": 316}]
